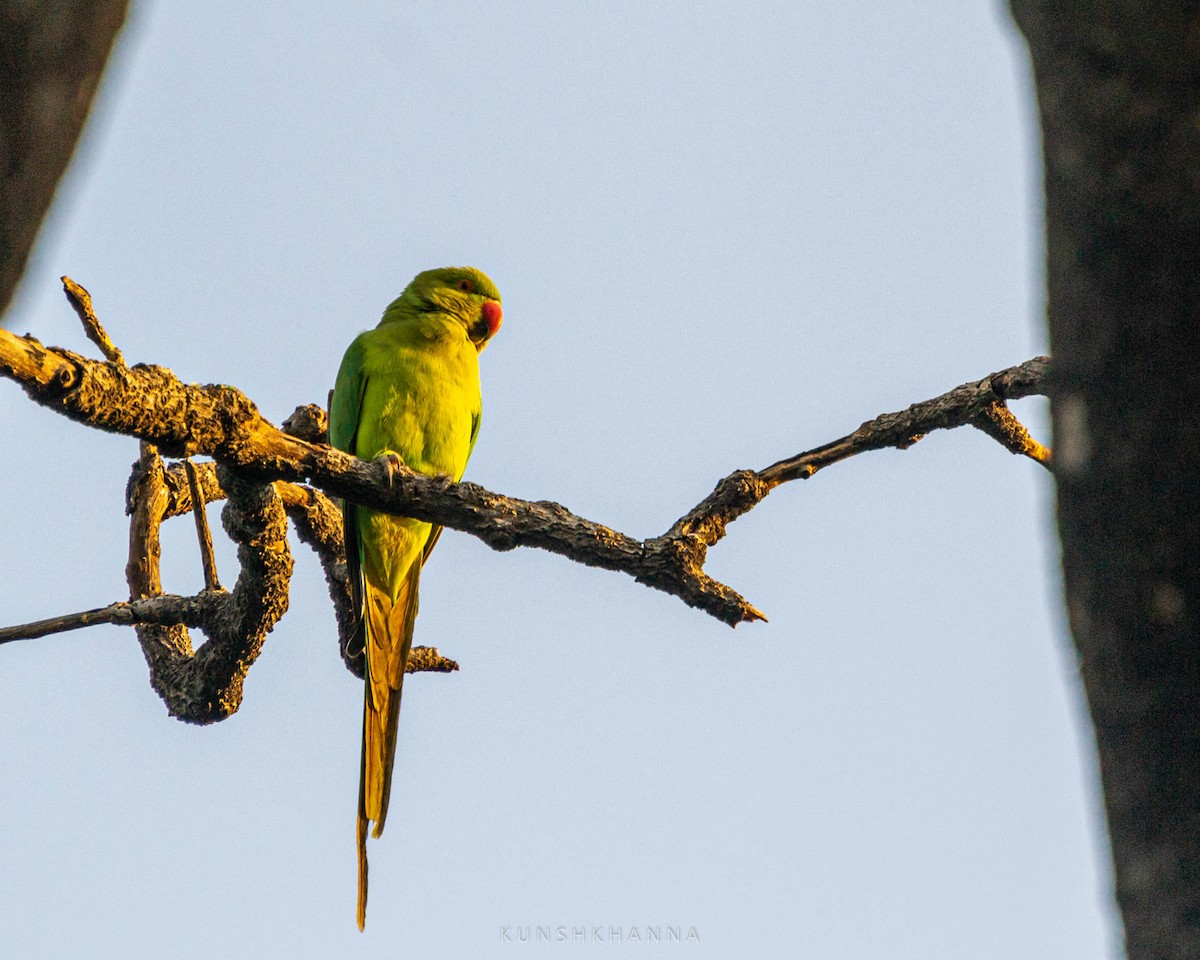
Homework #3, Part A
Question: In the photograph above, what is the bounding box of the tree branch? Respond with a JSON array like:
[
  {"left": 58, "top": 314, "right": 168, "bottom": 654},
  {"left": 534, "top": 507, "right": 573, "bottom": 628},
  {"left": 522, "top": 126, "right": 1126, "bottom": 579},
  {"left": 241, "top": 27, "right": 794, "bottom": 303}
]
[
  {"left": 123, "top": 446, "right": 295, "bottom": 723},
  {"left": 0, "top": 324, "right": 1050, "bottom": 631},
  {"left": 184, "top": 458, "right": 222, "bottom": 591},
  {"left": 0, "top": 287, "right": 1052, "bottom": 718},
  {"left": 0, "top": 596, "right": 458, "bottom": 673},
  {"left": 158, "top": 455, "right": 365, "bottom": 676},
  {"left": 62, "top": 275, "right": 125, "bottom": 365},
  {"left": 757, "top": 356, "right": 1049, "bottom": 484}
]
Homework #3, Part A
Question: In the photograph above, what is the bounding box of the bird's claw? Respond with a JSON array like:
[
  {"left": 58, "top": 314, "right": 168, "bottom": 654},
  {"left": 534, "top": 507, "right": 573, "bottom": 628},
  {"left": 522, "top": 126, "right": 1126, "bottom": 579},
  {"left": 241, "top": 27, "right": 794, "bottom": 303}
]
[{"left": 377, "top": 452, "right": 405, "bottom": 488}]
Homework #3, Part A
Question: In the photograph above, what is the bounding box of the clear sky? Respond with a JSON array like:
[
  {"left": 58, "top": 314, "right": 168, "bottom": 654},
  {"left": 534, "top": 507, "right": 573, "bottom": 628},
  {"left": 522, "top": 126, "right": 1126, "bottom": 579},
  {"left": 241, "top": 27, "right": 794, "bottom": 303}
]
[{"left": 0, "top": 1, "right": 1120, "bottom": 957}]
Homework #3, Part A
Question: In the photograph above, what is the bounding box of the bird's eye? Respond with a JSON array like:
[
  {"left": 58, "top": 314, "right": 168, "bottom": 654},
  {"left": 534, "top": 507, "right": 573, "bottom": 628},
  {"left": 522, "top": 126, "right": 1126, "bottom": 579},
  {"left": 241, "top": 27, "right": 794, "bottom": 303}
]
[{"left": 457, "top": 279, "right": 473, "bottom": 292}]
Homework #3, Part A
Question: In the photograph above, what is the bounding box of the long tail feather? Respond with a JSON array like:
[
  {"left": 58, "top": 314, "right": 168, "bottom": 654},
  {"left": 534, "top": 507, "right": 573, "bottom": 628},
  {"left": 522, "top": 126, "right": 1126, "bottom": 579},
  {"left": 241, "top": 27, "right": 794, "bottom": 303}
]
[
  {"left": 355, "top": 557, "right": 421, "bottom": 927},
  {"left": 356, "top": 682, "right": 370, "bottom": 930},
  {"left": 375, "top": 568, "right": 419, "bottom": 834},
  {"left": 356, "top": 810, "right": 368, "bottom": 930}
]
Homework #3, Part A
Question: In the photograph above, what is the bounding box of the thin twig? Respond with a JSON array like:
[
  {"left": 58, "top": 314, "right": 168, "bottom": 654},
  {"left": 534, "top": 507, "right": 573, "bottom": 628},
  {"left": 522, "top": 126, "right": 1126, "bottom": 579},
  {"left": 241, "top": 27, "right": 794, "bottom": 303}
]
[
  {"left": 757, "top": 357, "right": 1051, "bottom": 485},
  {"left": 0, "top": 603, "right": 136, "bottom": 643},
  {"left": 650, "top": 358, "right": 1053, "bottom": 596},
  {"left": 184, "top": 458, "right": 222, "bottom": 591},
  {"left": 0, "top": 597, "right": 460, "bottom": 680},
  {"left": 61, "top": 276, "right": 124, "bottom": 365},
  {"left": 970, "top": 401, "right": 1052, "bottom": 468}
]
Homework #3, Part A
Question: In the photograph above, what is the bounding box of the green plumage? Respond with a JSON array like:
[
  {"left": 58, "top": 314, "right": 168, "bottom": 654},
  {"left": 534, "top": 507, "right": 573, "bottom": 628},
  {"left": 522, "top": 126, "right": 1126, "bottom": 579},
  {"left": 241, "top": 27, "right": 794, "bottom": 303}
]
[{"left": 328, "top": 266, "right": 502, "bottom": 930}]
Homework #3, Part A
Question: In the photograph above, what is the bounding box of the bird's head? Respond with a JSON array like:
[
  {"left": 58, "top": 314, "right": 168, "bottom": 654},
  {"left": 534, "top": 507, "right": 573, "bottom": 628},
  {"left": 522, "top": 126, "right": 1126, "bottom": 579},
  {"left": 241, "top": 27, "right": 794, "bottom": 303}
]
[{"left": 385, "top": 266, "right": 502, "bottom": 351}]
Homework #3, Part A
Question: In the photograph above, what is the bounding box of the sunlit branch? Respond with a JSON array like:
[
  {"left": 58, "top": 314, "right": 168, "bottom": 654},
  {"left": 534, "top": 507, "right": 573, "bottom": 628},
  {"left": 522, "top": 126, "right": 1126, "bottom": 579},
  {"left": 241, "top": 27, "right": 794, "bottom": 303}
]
[{"left": 0, "top": 280, "right": 1051, "bottom": 720}]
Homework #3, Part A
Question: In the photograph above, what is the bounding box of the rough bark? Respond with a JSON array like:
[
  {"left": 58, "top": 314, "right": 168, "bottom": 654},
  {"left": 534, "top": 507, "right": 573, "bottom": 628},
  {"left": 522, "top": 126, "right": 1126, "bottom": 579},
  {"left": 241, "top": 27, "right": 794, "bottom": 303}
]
[
  {"left": 1010, "top": 4, "right": 1200, "bottom": 957},
  {"left": 0, "top": 291, "right": 1050, "bottom": 716},
  {"left": 0, "top": 318, "right": 1049, "bottom": 632}
]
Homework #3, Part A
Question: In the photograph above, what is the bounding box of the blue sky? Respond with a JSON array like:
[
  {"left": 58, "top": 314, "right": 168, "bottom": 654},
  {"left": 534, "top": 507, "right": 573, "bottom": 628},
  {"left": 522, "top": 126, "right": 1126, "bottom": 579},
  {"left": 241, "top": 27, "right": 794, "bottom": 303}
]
[{"left": 0, "top": 2, "right": 1119, "bottom": 957}]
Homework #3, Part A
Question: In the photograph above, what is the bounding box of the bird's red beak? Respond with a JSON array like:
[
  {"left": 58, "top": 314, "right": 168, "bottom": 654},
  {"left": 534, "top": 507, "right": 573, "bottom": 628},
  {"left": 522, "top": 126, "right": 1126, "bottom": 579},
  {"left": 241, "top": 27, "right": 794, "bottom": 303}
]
[{"left": 481, "top": 300, "right": 502, "bottom": 339}]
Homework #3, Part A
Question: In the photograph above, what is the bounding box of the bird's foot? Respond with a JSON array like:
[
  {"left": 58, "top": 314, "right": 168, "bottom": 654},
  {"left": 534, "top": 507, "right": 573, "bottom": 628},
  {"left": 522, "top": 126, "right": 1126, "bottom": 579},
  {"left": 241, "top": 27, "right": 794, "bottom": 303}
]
[{"left": 376, "top": 452, "right": 405, "bottom": 488}]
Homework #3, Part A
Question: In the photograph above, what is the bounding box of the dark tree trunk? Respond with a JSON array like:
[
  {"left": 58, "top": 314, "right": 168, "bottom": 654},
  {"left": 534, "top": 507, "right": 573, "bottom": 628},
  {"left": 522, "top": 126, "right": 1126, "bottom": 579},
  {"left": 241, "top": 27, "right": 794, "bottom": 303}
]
[
  {"left": 1010, "top": 4, "right": 1200, "bottom": 957},
  {"left": 0, "top": 0, "right": 130, "bottom": 321}
]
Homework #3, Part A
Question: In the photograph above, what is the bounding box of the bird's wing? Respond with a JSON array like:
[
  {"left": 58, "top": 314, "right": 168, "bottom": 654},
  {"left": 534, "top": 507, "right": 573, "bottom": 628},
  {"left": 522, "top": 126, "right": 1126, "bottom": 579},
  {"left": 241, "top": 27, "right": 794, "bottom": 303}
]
[{"left": 330, "top": 336, "right": 370, "bottom": 660}]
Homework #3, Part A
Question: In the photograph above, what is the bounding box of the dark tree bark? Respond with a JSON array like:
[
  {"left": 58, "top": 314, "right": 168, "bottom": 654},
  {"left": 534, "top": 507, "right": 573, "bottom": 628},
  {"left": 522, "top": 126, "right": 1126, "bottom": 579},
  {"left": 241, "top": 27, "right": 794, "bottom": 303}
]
[
  {"left": 1010, "top": 4, "right": 1200, "bottom": 957},
  {"left": 0, "top": 0, "right": 130, "bottom": 322}
]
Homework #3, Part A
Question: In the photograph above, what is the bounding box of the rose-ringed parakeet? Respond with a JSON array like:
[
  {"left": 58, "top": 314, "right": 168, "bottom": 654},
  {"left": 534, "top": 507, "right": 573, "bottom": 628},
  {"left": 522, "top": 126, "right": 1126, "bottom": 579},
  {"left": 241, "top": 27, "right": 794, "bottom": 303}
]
[{"left": 328, "top": 266, "right": 502, "bottom": 930}]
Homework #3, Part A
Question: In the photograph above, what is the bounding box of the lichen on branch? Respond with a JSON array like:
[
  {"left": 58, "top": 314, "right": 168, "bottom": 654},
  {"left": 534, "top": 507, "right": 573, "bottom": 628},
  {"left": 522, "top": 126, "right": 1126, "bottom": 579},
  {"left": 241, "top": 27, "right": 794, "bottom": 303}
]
[{"left": 0, "top": 280, "right": 1052, "bottom": 721}]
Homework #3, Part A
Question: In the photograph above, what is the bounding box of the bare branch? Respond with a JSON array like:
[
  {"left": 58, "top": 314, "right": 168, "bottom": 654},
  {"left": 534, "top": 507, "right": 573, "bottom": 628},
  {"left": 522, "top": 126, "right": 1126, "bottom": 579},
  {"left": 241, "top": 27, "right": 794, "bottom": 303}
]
[
  {"left": 184, "top": 459, "right": 222, "bottom": 591},
  {"left": 161, "top": 456, "right": 223, "bottom": 518},
  {"left": 0, "top": 326, "right": 1051, "bottom": 630},
  {"left": 0, "top": 595, "right": 458, "bottom": 682},
  {"left": 160, "top": 445, "right": 363, "bottom": 676},
  {"left": 61, "top": 276, "right": 124, "bottom": 365},
  {"left": 407, "top": 646, "right": 459, "bottom": 673},
  {"left": 277, "top": 478, "right": 365, "bottom": 677},
  {"left": 659, "top": 358, "right": 1053, "bottom": 589},
  {"left": 124, "top": 445, "right": 296, "bottom": 723},
  {"left": 971, "top": 401, "right": 1052, "bottom": 468},
  {"left": 0, "top": 592, "right": 229, "bottom": 644},
  {"left": 757, "top": 356, "right": 1050, "bottom": 485},
  {"left": 281, "top": 403, "right": 328, "bottom": 444},
  {"left": 0, "top": 601, "right": 158, "bottom": 643}
]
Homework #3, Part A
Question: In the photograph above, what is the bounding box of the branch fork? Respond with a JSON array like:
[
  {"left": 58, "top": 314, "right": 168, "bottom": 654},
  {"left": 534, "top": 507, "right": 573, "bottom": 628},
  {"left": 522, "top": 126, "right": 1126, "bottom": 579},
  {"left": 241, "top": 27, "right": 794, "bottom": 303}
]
[{"left": 0, "top": 278, "right": 1052, "bottom": 720}]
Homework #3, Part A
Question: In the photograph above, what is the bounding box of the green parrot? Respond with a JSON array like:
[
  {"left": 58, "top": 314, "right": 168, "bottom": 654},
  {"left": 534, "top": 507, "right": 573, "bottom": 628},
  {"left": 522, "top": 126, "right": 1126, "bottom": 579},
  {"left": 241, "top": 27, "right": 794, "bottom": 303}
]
[{"left": 328, "top": 266, "right": 503, "bottom": 930}]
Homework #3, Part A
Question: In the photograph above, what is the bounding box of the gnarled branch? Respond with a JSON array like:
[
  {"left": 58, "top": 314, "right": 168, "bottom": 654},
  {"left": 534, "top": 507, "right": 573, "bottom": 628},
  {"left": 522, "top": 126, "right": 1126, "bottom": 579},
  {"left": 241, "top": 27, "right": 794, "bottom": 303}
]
[
  {"left": 0, "top": 322, "right": 1050, "bottom": 626},
  {"left": 124, "top": 446, "right": 293, "bottom": 723},
  {"left": 0, "top": 284, "right": 1051, "bottom": 720}
]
